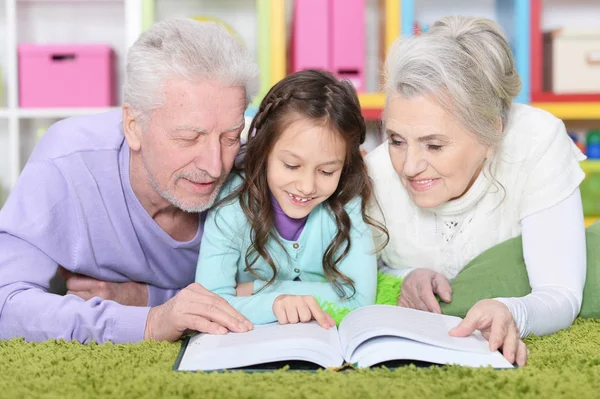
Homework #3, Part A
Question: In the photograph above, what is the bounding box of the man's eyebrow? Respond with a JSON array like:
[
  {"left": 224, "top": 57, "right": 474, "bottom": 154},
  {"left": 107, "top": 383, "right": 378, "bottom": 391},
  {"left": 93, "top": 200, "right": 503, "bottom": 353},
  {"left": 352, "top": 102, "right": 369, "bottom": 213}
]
[
  {"left": 222, "top": 120, "right": 245, "bottom": 133},
  {"left": 172, "top": 120, "right": 245, "bottom": 134},
  {"left": 173, "top": 125, "right": 203, "bottom": 133}
]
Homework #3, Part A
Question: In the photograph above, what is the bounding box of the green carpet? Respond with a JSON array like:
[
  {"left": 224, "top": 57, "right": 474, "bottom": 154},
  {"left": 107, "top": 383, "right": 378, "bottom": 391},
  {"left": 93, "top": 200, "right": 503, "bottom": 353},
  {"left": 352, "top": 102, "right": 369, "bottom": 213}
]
[
  {"left": 2, "top": 320, "right": 600, "bottom": 398},
  {"left": 1, "top": 273, "right": 599, "bottom": 398}
]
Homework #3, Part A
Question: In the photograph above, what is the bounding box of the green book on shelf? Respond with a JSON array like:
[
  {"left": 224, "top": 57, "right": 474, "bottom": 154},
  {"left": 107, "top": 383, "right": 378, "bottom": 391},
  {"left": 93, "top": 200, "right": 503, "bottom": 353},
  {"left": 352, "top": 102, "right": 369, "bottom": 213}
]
[{"left": 173, "top": 305, "right": 513, "bottom": 372}]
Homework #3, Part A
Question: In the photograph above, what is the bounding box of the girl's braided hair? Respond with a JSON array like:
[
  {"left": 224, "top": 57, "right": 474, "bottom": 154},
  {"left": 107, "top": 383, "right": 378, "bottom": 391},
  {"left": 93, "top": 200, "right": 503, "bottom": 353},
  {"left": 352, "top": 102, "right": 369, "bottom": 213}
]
[{"left": 222, "top": 69, "right": 388, "bottom": 298}]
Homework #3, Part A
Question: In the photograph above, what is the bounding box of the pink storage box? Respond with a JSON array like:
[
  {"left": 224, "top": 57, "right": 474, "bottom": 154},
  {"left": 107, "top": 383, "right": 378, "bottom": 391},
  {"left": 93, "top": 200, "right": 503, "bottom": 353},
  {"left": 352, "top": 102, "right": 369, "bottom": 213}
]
[
  {"left": 331, "top": 0, "right": 365, "bottom": 91},
  {"left": 291, "top": 0, "right": 330, "bottom": 72},
  {"left": 18, "top": 44, "right": 116, "bottom": 108}
]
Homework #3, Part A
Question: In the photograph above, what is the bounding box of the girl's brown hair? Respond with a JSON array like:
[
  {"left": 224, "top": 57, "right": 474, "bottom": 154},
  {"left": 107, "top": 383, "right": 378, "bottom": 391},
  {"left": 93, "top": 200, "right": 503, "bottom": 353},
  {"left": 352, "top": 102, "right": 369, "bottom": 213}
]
[{"left": 225, "top": 69, "right": 388, "bottom": 298}]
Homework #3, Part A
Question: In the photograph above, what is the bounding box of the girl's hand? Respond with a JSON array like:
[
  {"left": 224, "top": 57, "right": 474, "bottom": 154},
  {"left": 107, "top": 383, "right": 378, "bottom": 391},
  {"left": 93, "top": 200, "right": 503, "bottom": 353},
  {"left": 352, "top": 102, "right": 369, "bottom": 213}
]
[
  {"left": 235, "top": 282, "right": 254, "bottom": 297},
  {"left": 449, "top": 299, "right": 528, "bottom": 367},
  {"left": 398, "top": 268, "right": 453, "bottom": 313},
  {"left": 273, "top": 295, "right": 336, "bottom": 329}
]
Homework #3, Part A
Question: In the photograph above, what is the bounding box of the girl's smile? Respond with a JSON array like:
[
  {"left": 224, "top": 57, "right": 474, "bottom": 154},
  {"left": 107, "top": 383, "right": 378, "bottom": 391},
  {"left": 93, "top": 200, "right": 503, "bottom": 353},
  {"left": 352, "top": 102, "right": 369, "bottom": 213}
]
[{"left": 267, "top": 119, "right": 346, "bottom": 220}]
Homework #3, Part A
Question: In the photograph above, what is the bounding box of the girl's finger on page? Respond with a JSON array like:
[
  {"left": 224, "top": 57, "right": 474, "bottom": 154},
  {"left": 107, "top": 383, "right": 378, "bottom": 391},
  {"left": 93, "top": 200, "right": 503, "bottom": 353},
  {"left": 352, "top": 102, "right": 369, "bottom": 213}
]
[
  {"left": 307, "top": 300, "right": 332, "bottom": 329},
  {"left": 326, "top": 312, "right": 336, "bottom": 327},
  {"left": 501, "top": 327, "right": 519, "bottom": 364},
  {"left": 285, "top": 305, "right": 300, "bottom": 324},
  {"left": 297, "top": 304, "right": 312, "bottom": 323},
  {"left": 274, "top": 307, "right": 288, "bottom": 325}
]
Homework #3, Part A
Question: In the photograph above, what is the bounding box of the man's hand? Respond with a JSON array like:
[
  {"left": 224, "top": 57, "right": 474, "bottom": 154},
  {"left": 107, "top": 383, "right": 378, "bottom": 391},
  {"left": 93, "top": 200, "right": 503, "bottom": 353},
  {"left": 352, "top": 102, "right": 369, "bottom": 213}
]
[
  {"left": 449, "top": 299, "right": 527, "bottom": 367},
  {"left": 58, "top": 267, "right": 148, "bottom": 306},
  {"left": 397, "top": 268, "right": 452, "bottom": 313},
  {"left": 144, "top": 283, "right": 254, "bottom": 342}
]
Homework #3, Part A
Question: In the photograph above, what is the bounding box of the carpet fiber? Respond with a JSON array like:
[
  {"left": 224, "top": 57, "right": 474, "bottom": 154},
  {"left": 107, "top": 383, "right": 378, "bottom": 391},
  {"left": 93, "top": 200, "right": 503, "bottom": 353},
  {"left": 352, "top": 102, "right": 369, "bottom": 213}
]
[
  {"left": 2, "top": 273, "right": 599, "bottom": 398},
  {"left": 2, "top": 320, "right": 600, "bottom": 398}
]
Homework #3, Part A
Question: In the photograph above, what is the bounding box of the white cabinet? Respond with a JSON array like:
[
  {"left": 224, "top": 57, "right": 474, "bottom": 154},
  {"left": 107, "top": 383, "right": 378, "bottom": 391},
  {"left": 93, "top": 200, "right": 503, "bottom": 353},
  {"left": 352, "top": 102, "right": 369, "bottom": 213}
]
[{"left": 0, "top": 0, "right": 144, "bottom": 204}]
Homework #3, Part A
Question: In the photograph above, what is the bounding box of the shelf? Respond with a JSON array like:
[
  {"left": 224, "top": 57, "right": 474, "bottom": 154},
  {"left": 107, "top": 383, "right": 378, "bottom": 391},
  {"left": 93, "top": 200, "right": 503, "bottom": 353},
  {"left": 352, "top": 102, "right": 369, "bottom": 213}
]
[
  {"left": 17, "top": 107, "right": 120, "bottom": 119},
  {"left": 531, "top": 93, "right": 600, "bottom": 103},
  {"left": 358, "top": 93, "right": 385, "bottom": 120},
  {"left": 356, "top": 94, "right": 599, "bottom": 121},
  {"left": 0, "top": 109, "right": 13, "bottom": 118},
  {"left": 532, "top": 102, "right": 600, "bottom": 120},
  {"left": 581, "top": 161, "right": 600, "bottom": 174}
]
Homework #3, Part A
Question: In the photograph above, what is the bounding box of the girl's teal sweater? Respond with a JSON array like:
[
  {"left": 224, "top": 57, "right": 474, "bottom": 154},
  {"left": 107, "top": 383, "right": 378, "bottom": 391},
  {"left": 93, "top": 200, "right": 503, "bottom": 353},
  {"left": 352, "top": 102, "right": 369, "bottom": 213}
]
[{"left": 195, "top": 176, "right": 378, "bottom": 325}]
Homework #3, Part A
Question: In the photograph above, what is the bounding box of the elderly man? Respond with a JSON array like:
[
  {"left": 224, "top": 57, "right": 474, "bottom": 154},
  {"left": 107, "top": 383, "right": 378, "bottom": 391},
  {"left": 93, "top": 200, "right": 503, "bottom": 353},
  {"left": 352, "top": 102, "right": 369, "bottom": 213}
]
[{"left": 0, "top": 18, "right": 258, "bottom": 343}]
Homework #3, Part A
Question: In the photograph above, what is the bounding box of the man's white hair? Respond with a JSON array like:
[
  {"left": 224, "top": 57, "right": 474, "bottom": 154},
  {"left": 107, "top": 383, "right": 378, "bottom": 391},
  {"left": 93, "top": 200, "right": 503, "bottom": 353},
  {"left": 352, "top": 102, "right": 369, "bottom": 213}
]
[{"left": 124, "top": 18, "right": 260, "bottom": 127}]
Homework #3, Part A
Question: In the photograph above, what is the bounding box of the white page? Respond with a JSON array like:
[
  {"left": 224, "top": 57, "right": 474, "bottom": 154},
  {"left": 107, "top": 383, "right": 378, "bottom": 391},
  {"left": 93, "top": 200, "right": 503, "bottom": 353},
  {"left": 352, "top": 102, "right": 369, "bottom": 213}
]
[
  {"left": 339, "top": 305, "right": 491, "bottom": 361},
  {"left": 177, "top": 321, "right": 344, "bottom": 371},
  {"left": 350, "top": 336, "right": 513, "bottom": 369}
]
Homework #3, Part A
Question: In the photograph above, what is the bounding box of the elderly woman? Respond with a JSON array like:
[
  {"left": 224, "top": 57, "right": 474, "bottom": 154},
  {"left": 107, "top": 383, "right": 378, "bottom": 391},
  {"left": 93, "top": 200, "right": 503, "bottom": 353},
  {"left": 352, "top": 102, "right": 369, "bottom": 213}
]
[{"left": 366, "top": 16, "right": 586, "bottom": 367}]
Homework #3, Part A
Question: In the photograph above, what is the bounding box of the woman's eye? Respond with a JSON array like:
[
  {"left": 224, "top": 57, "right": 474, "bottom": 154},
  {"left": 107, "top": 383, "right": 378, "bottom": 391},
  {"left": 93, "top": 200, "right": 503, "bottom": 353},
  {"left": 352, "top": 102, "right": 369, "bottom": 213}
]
[
  {"left": 321, "top": 170, "right": 334, "bottom": 176},
  {"left": 388, "top": 137, "right": 405, "bottom": 147},
  {"left": 428, "top": 145, "right": 443, "bottom": 151},
  {"left": 284, "top": 163, "right": 299, "bottom": 170}
]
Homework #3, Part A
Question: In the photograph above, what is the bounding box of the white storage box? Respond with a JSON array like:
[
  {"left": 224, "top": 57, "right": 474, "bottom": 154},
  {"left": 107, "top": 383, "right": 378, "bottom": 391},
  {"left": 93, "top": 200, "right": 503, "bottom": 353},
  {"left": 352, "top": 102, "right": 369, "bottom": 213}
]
[{"left": 552, "top": 28, "right": 600, "bottom": 94}]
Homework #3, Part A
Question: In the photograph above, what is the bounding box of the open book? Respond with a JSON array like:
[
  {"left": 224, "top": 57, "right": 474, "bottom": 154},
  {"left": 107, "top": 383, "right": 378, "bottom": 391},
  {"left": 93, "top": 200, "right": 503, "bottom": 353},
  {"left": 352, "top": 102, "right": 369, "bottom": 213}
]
[{"left": 174, "top": 305, "right": 514, "bottom": 371}]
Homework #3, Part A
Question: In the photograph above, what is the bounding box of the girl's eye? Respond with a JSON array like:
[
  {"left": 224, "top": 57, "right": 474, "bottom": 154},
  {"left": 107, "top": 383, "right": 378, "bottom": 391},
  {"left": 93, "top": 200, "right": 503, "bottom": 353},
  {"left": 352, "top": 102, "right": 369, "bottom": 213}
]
[
  {"left": 428, "top": 145, "right": 443, "bottom": 151},
  {"left": 321, "top": 170, "right": 334, "bottom": 176},
  {"left": 284, "top": 163, "right": 299, "bottom": 170}
]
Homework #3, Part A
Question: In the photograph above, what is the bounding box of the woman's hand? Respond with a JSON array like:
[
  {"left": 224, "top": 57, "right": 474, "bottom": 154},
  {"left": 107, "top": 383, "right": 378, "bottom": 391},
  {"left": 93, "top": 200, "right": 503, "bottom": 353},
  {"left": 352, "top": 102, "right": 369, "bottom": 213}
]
[
  {"left": 449, "top": 299, "right": 527, "bottom": 367},
  {"left": 397, "top": 268, "right": 453, "bottom": 313},
  {"left": 235, "top": 282, "right": 254, "bottom": 297},
  {"left": 273, "top": 295, "right": 336, "bottom": 329}
]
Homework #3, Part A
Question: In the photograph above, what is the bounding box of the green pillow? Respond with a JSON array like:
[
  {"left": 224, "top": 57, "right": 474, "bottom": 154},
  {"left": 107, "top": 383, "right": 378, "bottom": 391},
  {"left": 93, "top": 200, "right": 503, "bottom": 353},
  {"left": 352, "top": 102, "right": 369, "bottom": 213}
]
[
  {"left": 582, "top": 222, "right": 600, "bottom": 318},
  {"left": 440, "top": 223, "right": 600, "bottom": 319}
]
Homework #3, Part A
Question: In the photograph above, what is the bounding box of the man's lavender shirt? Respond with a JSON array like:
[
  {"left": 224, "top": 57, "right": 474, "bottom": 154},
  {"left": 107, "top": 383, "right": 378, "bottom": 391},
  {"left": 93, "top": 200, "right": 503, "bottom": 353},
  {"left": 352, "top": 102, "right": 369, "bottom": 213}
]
[{"left": 0, "top": 110, "right": 203, "bottom": 344}]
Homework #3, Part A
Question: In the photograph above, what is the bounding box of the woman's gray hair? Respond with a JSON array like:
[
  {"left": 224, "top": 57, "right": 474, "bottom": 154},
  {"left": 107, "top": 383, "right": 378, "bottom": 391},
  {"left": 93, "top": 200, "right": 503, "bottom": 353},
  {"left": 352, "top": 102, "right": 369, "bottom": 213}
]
[
  {"left": 124, "top": 18, "right": 260, "bottom": 126},
  {"left": 384, "top": 16, "right": 522, "bottom": 149}
]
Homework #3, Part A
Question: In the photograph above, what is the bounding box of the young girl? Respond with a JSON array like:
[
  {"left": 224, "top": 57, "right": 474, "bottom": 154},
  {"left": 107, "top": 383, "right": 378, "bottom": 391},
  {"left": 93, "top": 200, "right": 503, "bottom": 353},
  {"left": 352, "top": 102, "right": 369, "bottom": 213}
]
[{"left": 195, "top": 69, "right": 387, "bottom": 329}]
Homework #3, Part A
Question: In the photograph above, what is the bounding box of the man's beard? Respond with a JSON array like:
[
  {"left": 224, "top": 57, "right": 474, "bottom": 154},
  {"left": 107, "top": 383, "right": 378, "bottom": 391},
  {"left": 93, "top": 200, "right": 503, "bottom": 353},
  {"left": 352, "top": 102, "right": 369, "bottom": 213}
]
[{"left": 145, "top": 166, "right": 226, "bottom": 213}]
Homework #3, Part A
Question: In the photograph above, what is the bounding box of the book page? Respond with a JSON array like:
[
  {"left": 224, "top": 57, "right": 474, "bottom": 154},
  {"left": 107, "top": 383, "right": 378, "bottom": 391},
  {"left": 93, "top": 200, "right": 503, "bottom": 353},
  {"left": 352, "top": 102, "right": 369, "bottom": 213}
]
[
  {"left": 350, "top": 336, "right": 513, "bottom": 369},
  {"left": 177, "top": 321, "right": 344, "bottom": 371},
  {"left": 339, "top": 305, "right": 491, "bottom": 362}
]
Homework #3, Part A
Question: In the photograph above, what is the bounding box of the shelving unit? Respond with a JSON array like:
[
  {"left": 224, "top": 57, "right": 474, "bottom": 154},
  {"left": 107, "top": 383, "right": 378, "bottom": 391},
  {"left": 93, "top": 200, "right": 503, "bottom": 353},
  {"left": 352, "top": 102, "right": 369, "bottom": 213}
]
[
  {"left": 529, "top": 0, "right": 600, "bottom": 120},
  {"left": 534, "top": 103, "right": 600, "bottom": 120},
  {"left": 1, "top": 0, "right": 599, "bottom": 207},
  {"left": 264, "top": 0, "right": 400, "bottom": 118},
  {"left": 401, "top": 0, "right": 531, "bottom": 104},
  {"left": 0, "top": 0, "right": 145, "bottom": 195}
]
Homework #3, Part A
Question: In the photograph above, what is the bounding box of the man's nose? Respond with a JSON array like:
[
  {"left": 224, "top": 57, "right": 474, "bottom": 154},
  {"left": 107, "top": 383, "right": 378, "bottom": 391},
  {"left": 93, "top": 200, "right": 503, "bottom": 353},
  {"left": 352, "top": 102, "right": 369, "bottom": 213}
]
[{"left": 197, "top": 135, "right": 223, "bottom": 178}]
